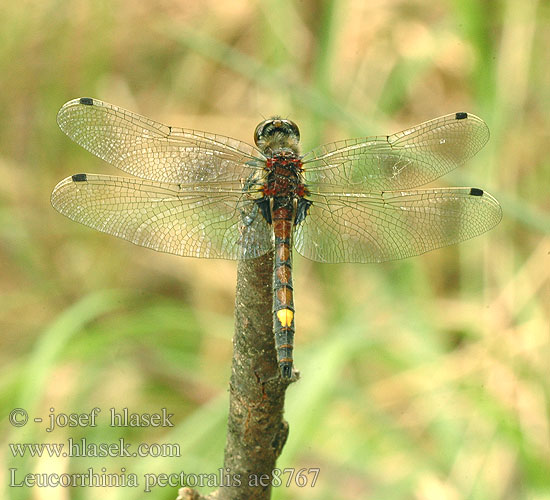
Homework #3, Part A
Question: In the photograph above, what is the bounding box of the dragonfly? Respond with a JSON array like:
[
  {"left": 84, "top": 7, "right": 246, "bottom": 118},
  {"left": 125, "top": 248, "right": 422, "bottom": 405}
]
[{"left": 51, "top": 97, "right": 502, "bottom": 378}]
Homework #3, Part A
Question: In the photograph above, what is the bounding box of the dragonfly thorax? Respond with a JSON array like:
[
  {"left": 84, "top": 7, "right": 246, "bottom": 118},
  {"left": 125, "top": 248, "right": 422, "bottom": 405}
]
[{"left": 256, "top": 152, "right": 312, "bottom": 226}]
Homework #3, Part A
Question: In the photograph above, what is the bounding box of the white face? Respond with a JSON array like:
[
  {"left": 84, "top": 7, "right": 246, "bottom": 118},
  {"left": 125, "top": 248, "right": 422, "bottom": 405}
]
[{"left": 254, "top": 117, "right": 301, "bottom": 156}]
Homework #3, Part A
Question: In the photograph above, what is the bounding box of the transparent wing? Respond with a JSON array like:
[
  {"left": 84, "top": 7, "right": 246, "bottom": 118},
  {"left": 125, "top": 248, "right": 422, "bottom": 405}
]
[
  {"left": 302, "top": 112, "right": 489, "bottom": 191},
  {"left": 57, "top": 97, "right": 265, "bottom": 185},
  {"left": 294, "top": 188, "right": 502, "bottom": 263},
  {"left": 51, "top": 174, "right": 272, "bottom": 260}
]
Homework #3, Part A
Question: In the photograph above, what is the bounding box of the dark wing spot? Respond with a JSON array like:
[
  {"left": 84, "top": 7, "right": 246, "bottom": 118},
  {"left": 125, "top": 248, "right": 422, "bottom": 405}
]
[
  {"left": 72, "top": 173, "right": 88, "bottom": 182},
  {"left": 469, "top": 187, "right": 484, "bottom": 196},
  {"left": 79, "top": 97, "right": 94, "bottom": 106},
  {"left": 455, "top": 112, "right": 468, "bottom": 120}
]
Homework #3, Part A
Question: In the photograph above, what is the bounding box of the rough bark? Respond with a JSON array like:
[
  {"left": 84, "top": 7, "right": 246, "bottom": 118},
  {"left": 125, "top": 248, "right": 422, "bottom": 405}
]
[{"left": 178, "top": 252, "right": 294, "bottom": 500}]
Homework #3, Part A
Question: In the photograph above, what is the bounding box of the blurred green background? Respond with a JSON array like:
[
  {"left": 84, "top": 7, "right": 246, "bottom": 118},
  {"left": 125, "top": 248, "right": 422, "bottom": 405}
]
[{"left": 1, "top": 0, "right": 549, "bottom": 499}]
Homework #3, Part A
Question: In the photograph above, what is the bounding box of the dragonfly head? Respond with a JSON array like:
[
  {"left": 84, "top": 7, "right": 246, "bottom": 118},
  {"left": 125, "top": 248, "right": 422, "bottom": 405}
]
[{"left": 254, "top": 117, "right": 300, "bottom": 156}]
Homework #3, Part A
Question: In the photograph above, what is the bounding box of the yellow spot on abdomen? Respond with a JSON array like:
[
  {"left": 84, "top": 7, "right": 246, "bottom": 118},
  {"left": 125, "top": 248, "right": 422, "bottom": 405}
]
[{"left": 276, "top": 309, "right": 294, "bottom": 327}]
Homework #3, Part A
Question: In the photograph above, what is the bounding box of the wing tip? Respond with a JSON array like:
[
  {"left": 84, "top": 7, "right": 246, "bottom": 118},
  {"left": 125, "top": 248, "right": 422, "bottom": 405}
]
[
  {"left": 51, "top": 174, "right": 88, "bottom": 204},
  {"left": 57, "top": 97, "right": 88, "bottom": 129},
  {"left": 468, "top": 187, "right": 503, "bottom": 227},
  {"left": 452, "top": 111, "right": 490, "bottom": 151},
  {"left": 57, "top": 97, "right": 97, "bottom": 121}
]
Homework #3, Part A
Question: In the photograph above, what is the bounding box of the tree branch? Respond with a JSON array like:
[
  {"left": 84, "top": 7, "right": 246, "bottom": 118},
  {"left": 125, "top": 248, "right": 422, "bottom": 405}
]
[{"left": 179, "top": 252, "right": 295, "bottom": 500}]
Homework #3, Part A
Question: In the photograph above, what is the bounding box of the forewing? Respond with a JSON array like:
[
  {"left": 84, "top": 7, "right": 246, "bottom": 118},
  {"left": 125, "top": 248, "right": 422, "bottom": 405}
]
[
  {"left": 51, "top": 174, "right": 272, "bottom": 260},
  {"left": 294, "top": 188, "right": 502, "bottom": 263},
  {"left": 57, "top": 98, "right": 265, "bottom": 184},
  {"left": 302, "top": 113, "right": 489, "bottom": 191}
]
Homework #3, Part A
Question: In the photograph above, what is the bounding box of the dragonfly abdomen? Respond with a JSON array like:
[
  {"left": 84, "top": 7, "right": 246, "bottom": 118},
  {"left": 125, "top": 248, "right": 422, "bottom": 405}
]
[
  {"left": 262, "top": 153, "right": 307, "bottom": 378},
  {"left": 272, "top": 206, "right": 295, "bottom": 378}
]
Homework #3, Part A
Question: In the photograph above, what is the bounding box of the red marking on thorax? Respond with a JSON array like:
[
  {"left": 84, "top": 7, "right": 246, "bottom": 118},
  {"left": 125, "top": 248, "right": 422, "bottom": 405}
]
[
  {"left": 296, "top": 184, "right": 308, "bottom": 197},
  {"left": 266, "top": 155, "right": 302, "bottom": 172},
  {"left": 264, "top": 154, "right": 303, "bottom": 198}
]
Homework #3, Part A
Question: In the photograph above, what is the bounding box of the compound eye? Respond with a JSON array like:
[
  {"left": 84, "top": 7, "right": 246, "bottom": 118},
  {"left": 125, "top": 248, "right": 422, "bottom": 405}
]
[
  {"left": 286, "top": 120, "right": 300, "bottom": 142},
  {"left": 254, "top": 120, "right": 270, "bottom": 146}
]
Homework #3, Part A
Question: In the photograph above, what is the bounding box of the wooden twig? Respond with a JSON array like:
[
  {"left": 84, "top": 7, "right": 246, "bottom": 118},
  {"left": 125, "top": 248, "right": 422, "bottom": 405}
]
[{"left": 179, "top": 252, "right": 294, "bottom": 500}]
